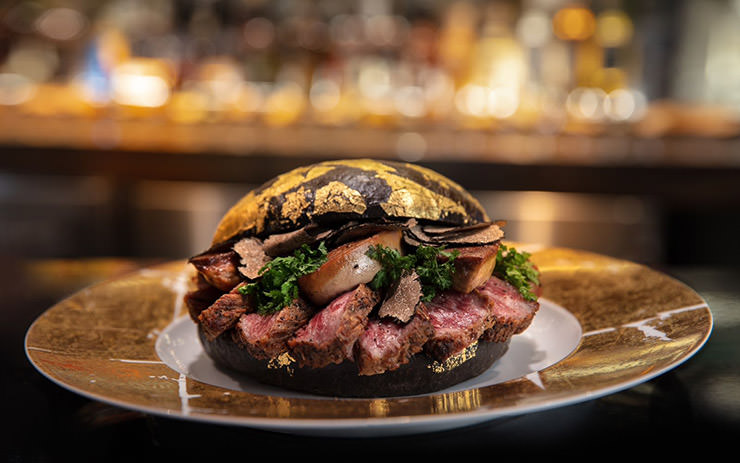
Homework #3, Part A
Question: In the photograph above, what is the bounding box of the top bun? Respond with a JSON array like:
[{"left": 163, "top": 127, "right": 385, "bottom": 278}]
[{"left": 211, "top": 159, "right": 489, "bottom": 246}]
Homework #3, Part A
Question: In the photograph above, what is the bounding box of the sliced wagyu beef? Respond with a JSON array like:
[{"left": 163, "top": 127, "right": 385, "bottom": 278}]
[
  {"left": 354, "top": 305, "right": 434, "bottom": 376},
  {"left": 476, "top": 276, "right": 540, "bottom": 343},
  {"left": 233, "top": 298, "right": 314, "bottom": 360},
  {"left": 197, "top": 283, "right": 253, "bottom": 341},
  {"left": 424, "top": 290, "right": 495, "bottom": 362},
  {"left": 288, "top": 284, "right": 379, "bottom": 368}
]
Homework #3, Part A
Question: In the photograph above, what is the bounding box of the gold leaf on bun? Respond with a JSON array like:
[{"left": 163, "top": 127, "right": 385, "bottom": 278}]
[{"left": 211, "top": 159, "right": 489, "bottom": 246}]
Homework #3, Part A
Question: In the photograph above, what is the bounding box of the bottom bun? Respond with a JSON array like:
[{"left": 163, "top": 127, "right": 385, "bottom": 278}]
[{"left": 199, "top": 326, "right": 510, "bottom": 398}]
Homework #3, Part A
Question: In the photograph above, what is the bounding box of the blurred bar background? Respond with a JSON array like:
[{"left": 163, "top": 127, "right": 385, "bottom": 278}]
[{"left": 1, "top": 0, "right": 739, "bottom": 266}]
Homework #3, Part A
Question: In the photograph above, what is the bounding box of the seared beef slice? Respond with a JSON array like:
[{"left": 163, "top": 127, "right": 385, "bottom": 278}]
[
  {"left": 198, "top": 284, "right": 253, "bottom": 341},
  {"left": 233, "top": 298, "right": 313, "bottom": 360},
  {"left": 476, "top": 276, "right": 539, "bottom": 343},
  {"left": 189, "top": 250, "right": 242, "bottom": 291},
  {"left": 288, "top": 284, "right": 378, "bottom": 369},
  {"left": 354, "top": 305, "right": 434, "bottom": 376},
  {"left": 185, "top": 274, "right": 223, "bottom": 321},
  {"left": 424, "top": 290, "right": 495, "bottom": 362}
]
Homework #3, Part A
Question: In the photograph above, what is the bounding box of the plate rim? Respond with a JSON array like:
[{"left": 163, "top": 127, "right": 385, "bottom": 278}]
[
  {"left": 24, "top": 321, "right": 711, "bottom": 431},
  {"left": 24, "top": 246, "right": 714, "bottom": 433}
]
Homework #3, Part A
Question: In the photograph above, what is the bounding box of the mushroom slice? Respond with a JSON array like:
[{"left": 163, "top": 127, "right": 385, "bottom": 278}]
[
  {"left": 298, "top": 230, "right": 402, "bottom": 306},
  {"left": 446, "top": 244, "right": 500, "bottom": 293}
]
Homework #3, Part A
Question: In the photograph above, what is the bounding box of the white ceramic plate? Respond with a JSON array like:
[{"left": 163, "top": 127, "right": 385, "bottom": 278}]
[{"left": 25, "top": 248, "right": 713, "bottom": 437}]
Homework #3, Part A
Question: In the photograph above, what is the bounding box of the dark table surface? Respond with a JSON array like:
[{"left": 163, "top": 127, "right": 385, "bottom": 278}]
[{"left": 3, "top": 257, "right": 739, "bottom": 460}]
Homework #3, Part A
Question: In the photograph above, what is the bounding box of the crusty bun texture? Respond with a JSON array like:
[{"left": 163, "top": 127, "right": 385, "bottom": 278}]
[{"left": 211, "top": 158, "right": 489, "bottom": 246}]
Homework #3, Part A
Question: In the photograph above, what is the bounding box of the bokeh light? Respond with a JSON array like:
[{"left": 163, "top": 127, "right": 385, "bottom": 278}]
[
  {"left": 0, "top": 73, "right": 37, "bottom": 106},
  {"left": 34, "top": 7, "right": 87, "bottom": 41},
  {"left": 111, "top": 59, "right": 173, "bottom": 108},
  {"left": 595, "top": 10, "right": 634, "bottom": 48},
  {"left": 516, "top": 9, "right": 552, "bottom": 48},
  {"left": 0, "top": 0, "right": 735, "bottom": 140},
  {"left": 553, "top": 6, "right": 596, "bottom": 42}
]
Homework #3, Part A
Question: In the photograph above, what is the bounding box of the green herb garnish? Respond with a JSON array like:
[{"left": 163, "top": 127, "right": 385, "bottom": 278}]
[
  {"left": 366, "top": 244, "right": 459, "bottom": 302},
  {"left": 414, "top": 245, "right": 459, "bottom": 301},
  {"left": 365, "top": 245, "right": 415, "bottom": 291},
  {"left": 493, "top": 244, "right": 540, "bottom": 301},
  {"left": 239, "top": 241, "right": 328, "bottom": 314}
]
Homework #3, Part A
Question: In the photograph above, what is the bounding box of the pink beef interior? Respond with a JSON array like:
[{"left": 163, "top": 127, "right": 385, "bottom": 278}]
[
  {"left": 292, "top": 289, "right": 355, "bottom": 347},
  {"left": 426, "top": 291, "right": 491, "bottom": 337},
  {"left": 237, "top": 311, "right": 277, "bottom": 342},
  {"left": 354, "top": 311, "right": 433, "bottom": 375},
  {"left": 359, "top": 319, "right": 403, "bottom": 358},
  {"left": 476, "top": 276, "right": 538, "bottom": 324}
]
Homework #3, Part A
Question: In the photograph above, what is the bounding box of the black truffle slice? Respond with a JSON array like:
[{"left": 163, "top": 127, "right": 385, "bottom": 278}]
[
  {"left": 377, "top": 272, "right": 422, "bottom": 323},
  {"left": 233, "top": 237, "right": 270, "bottom": 280}
]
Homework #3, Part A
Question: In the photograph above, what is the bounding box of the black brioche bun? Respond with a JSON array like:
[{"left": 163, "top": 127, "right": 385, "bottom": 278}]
[
  {"left": 210, "top": 158, "right": 489, "bottom": 246},
  {"left": 200, "top": 325, "right": 509, "bottom": 398},
  {"left": 195, "top": 159, "right": 505, "bottom": 397}
]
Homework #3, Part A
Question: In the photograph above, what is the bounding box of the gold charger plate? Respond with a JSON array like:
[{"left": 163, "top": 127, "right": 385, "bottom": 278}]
[{"left": 25, "top": 246, "right": 712, "bottom": 436}]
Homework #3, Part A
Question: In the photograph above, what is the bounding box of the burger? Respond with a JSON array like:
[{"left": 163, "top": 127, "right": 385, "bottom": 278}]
[{"left": 184, "top": 159, "right": 541, "bottom": 398}]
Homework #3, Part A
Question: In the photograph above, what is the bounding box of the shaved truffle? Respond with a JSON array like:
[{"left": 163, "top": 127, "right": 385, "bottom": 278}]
[
  {"left": 406, "top": 222, "right": 503, "bottom": 247},
  {"left": 326, "top": 219, "right": 416, "bottom": 247},
  {"left": 377, "top": 272, "right": 422, "bottom": 323},
  {"left": 233, "top": 237, "right": 271, "bottom": 280},
  {"left": 440, "top": 224, "right": 504, "bottom": 245},
  {"left": 262, "top": 225, "right": 331, "bottom": 257},
  {"left": 421, "top": 221, "right": 494, "bottom": 236}
]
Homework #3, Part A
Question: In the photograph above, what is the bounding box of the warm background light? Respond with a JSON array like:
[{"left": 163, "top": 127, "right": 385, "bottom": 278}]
[
  {"left": 0, "top": 0, "right": 737, "bottom": 140},
  {"left": 553, "top": 6, "right": 596, "bottom": 42},
  {"left": 595, "top": 9, "right": 634, "bottom": 48},
  {"left": 111, "top": 58, "right": 173, "bottom": 108}
]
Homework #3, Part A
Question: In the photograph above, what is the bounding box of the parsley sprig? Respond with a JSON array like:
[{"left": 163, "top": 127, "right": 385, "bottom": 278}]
[
  {"left": 493, "top": 244, "right": 540, "bottom": 301},
  {"left": 239, "top": 241, "right": 328, "bottom": 314},
  {"left": 366, "top": 244, "right": 459, "bottom": 302}
]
